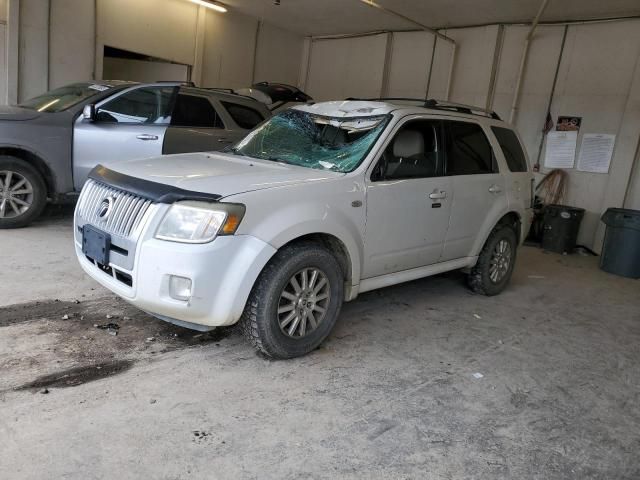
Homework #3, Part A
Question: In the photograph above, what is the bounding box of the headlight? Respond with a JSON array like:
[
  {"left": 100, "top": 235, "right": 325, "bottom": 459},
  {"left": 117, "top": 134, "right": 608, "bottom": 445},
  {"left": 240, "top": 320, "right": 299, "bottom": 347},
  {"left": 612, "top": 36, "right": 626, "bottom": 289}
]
[{"left": 155, "top": 201, "right": 245, "bottom": 243}]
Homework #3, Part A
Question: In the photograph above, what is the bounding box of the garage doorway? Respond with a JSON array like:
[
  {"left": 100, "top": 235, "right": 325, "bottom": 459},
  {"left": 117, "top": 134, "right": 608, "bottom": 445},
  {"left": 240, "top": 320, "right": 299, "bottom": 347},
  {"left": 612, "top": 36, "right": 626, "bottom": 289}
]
[{"left": 102, "top": 46, "right": 191, "bottom": 83}]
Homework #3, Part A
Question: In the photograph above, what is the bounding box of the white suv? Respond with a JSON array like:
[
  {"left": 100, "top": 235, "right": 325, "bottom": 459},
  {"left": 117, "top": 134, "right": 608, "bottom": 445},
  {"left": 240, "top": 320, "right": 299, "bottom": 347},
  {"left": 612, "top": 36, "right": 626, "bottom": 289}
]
[{"left": 74, "top": 99, "right": 533, "bottom": 359}]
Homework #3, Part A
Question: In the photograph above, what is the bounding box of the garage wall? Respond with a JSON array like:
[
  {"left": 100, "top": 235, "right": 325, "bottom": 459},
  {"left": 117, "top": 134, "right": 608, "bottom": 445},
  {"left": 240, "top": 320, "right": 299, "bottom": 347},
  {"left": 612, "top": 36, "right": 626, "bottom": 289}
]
[
  {"left": 49, "top": 0, "right": 95, "bottom": 89},
  {"left": 302, "top": 19, "right": 640, "bottom": 251},
  {"left": 97, "top": 0, "right": 199, "bottom": 68},
  {"left": 5, "top": 0, "right": 304, "bottom": 103},
  {"left": 201, "top": 8, "right": 257, "bottom": 88},
  {"left": 253, "top": 22, "right": 305, "bottom": 85},
  {"left": 17, "top": 0, "right": 48, "bottom": 102},
  {"left": 306, "top": 33, "right": 389, "bottom": 101}
]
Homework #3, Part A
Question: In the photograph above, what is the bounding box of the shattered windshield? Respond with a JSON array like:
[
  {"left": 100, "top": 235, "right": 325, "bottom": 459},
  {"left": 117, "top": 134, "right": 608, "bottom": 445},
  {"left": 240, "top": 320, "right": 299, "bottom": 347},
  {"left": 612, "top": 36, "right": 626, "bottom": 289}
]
[
  {"left": 230, "top": 109, "right": 389, "bottom": 172},
  {"left": 19, "top": 82, "right": 111, "bottom": 112}
]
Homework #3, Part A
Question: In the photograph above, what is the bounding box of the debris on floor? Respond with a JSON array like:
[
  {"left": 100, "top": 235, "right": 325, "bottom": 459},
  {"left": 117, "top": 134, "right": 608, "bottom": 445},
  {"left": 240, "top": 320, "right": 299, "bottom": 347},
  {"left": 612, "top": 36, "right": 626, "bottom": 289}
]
[
  {"left": 95, "top": 322, "right": 120, "bottom": 336},
  {"left": 472, "top": 372, "right": 484, "bottom": 379},
  {"left": 473, "top": 313, "right": 482, "bottom": 320}
]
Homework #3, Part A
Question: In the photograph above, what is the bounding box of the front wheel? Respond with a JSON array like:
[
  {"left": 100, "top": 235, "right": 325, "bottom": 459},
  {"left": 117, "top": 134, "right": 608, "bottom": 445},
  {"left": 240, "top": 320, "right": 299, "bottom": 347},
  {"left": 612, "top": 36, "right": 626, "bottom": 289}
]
[
  {"left": 0, "top": 157, "right": 47, "bottom": 229},
  {"left": 241, "top": 242, "right": 344, "bottom": 359},
  {"left": 467, "top": 224, "right": 517, "bottom": 296}
]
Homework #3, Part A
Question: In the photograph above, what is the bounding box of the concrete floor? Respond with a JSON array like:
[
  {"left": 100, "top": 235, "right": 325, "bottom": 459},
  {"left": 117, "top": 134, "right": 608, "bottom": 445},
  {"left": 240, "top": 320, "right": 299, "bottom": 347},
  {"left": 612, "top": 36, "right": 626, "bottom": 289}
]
[{"left": 1, "top": 207, "right": 639, "bottom": 480}]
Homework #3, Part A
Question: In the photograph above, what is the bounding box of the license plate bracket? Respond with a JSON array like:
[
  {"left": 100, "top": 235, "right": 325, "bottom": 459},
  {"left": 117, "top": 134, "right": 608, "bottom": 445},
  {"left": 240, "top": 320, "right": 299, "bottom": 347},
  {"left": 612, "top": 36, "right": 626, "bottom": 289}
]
[{"left": 82, "top": 225, "right": 111, "bottom": 265}]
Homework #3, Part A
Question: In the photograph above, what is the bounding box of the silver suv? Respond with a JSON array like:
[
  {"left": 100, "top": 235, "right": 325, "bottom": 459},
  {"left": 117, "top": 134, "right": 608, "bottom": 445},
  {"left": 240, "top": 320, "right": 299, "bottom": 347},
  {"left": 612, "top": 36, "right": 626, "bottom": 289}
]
[
  {"left": 0, "top": 81, "right": 271, "bottom": 228},
  {"left": 74, "top": 99, "right": 533, "bottom": 359}
]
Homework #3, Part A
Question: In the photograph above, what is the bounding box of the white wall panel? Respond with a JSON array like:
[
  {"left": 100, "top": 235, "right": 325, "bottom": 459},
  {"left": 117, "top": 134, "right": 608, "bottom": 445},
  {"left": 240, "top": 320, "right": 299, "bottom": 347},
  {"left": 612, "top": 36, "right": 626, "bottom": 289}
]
[
  {"left": 201, "top": 10, "right": 257, "bottom": 89},
  {"left": 428, "top": 38, "right": 455, "bottom": 100},
  {"left": 49, "top": 0, "right": 95, "bottom": 89},
  {"left": 493, "top": 25, "right": 565, "bottom": 160},
  {"left": 445, "top": 26, "right": 499, "bottom": 106},
  {"left": 0, "top": 24, "right": 6, "bottom": 104},
  {"left": 306, "top": 33, "right": 388, "bottom": 101},
  {"left": 253, "top": 22, "right": 304, "bottom": 85},
  {"left": 97, "top": 0, "right": 198, "bottom": 67},
  {"left": 386, "top": 31, "right": 435, "bottom": 98},
  {"left": 18, "top": 0, "right": 48, "bottom": 101}
]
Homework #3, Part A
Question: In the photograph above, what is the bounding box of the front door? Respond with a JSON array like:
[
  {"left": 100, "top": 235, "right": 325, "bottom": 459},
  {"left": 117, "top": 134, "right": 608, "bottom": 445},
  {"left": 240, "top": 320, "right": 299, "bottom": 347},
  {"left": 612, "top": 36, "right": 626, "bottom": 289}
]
[
  {"left": 363, "top": 119, "right": 453, "bottom": 279},
  {"left": 73, "top": 85, "right": 176, "bottom": 190}
]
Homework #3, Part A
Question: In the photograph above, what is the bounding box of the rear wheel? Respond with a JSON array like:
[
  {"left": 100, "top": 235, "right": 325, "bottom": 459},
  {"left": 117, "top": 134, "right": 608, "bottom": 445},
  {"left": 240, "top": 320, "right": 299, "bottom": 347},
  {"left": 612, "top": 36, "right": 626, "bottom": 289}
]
[
  {"left": 241, "top": 242, "right": 344, "bottom": 359},
  {"left": 0, "top": 157, "right": 47, "bottom": 229},
  {"left": 467, "top": 224, "right": 517, "bottom": 296}
]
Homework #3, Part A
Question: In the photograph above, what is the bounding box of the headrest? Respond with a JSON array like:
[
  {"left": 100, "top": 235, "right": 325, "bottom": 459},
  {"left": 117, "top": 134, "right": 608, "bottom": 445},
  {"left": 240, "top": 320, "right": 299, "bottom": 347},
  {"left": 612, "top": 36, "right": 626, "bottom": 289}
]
[{"left": 393, "top": 130, "right": 424, "bottom": 158}]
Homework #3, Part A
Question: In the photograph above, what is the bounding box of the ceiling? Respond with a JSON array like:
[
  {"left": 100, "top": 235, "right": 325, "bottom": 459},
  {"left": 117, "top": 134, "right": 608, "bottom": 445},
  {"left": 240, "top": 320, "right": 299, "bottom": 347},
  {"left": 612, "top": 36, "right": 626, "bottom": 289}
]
[{"left": 222, "top": 0, "right": 640, "bottom": 36}]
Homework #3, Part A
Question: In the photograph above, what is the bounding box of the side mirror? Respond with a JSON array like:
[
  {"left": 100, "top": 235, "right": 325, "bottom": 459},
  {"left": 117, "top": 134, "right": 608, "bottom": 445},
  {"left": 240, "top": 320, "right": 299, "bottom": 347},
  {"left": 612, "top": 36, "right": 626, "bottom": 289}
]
[{"left": 82, "top": 104, "right": 96, "bottom": 121}]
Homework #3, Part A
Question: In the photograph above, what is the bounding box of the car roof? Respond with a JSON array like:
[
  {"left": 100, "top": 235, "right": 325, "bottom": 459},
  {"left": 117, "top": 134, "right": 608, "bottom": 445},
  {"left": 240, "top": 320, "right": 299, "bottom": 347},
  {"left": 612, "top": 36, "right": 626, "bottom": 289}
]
[{"left": 294, "top": 99, "right": 511, "bottom": 126}]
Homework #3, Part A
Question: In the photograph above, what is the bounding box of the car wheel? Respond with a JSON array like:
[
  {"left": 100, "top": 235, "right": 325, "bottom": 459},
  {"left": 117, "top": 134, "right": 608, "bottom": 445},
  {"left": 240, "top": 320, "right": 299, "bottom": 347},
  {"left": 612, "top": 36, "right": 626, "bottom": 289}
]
[
  {"left": 241, "top": 242, "right": 344, "bottom": 359},
  {"left": 0, "top": 156, "right": 47, "bottom": 229},
  {"left": 467, "top": 224, "right": 517, "bottom": 296}
]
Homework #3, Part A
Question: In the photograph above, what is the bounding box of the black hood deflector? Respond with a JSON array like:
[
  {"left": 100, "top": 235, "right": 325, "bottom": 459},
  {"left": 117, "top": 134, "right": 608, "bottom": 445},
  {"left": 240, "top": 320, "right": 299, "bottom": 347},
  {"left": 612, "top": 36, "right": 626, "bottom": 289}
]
[{"left": 88, "top": 165, "right": 222, "bottom": 203}]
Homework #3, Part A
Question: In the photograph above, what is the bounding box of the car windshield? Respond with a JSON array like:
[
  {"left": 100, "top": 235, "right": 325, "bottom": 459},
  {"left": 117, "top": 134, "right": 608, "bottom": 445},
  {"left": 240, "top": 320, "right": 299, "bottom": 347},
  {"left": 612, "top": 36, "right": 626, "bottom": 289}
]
[
  {"left": 18, "top": 82, "right": 112, "bottom": 112},
  {"left": 230, "top": 109, "right": 389, "bottom": 172}
]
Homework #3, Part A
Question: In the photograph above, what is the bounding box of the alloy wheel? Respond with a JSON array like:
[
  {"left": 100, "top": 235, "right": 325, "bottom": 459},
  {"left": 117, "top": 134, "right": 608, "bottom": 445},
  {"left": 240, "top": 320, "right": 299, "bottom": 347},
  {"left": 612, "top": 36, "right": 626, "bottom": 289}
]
[
  {"left": 489, "top": 239, "right": 512, "bottom": 283},
  {"left": 0, "top": 170, "right": 34, "bottom": 219},
  {"left": 277, "top": 267, "right": 331, "bottom": 338}
]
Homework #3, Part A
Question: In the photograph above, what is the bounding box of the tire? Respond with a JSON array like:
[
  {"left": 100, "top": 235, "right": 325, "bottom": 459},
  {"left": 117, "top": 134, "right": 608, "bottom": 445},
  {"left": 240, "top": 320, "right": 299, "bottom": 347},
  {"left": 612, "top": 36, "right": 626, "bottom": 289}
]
[
  {"left": 241, "top": 242, "right": 344, "bottom": 359},
  {"left": 0, "top": 156, "right": 47, "bottom": 229},
  {"left": 467, "top": 224, "right": 518, "bottom": 296}
]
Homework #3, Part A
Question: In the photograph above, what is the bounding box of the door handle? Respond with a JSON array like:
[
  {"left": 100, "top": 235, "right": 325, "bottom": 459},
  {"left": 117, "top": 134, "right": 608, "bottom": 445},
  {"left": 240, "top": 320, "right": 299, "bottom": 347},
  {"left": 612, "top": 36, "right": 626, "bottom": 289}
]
[
  {"left": 217, "top": 138, "right": 231, "bottom": 143},
  {"left": 488, "top": 185, "right": 503, "bottom": 194},
  {"left": 136, "top": 134, "right": 159, "bottom": 141},
  {"left": 429, "top": 190, "right": 447, "bottom": 200}
]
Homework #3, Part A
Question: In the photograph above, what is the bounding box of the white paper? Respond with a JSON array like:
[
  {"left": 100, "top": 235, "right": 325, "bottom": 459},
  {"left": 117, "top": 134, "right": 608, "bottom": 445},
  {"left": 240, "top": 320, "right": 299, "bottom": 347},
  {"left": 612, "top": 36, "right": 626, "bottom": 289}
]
[
  {"left": 544, "top": 131, "right": 577, "bottom": 169},
  {"left": 577, "top": 134, "right": 616, "bottom": 174}
]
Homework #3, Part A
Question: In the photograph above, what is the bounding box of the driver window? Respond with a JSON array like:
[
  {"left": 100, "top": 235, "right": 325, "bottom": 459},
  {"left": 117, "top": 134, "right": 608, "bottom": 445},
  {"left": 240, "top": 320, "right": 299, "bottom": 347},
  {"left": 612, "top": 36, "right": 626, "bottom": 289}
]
[
  {"left": 372, "top": 120, "right": 442, "bottom": 181},
  {"left": 96, "top": 86, "right": 175, "bottom": 124}
]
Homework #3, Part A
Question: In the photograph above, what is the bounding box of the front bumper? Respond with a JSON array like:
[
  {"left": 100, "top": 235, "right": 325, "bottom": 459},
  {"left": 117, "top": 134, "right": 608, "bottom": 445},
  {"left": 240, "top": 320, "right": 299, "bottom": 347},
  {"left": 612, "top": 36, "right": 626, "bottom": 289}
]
[{"left": 75, "top": 231, "right": 276, "bottom": 327}]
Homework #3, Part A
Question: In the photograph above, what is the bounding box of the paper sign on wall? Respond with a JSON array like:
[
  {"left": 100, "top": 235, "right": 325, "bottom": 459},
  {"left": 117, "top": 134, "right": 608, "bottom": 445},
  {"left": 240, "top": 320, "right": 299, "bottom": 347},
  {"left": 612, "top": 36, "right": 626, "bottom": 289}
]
[
  {"left": 577, "top": 134, "right": 616, "bottom": 174},
  {"left": 544, "top": 131, "right": 578, "bottom": 169}
]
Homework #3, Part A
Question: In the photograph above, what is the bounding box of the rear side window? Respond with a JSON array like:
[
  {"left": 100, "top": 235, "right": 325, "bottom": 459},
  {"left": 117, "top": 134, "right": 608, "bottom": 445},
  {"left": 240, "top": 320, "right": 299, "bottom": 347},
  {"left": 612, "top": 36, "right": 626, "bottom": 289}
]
[
  {"left": 171, "top": 94, "right": 223, "bottom": 128},
  {"left": 444, "top": 121, "right": 496, "bottom": 175},
  {"left": 221, "top": 101, "right": 265, "bottom": 129},
  {"left": 492, "top": 126, "right": 528, "bottom": 172}
]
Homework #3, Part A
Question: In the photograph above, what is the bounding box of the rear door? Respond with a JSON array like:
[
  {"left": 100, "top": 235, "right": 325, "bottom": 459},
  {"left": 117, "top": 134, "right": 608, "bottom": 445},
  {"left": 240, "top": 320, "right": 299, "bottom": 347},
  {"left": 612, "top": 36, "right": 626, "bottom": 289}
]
[
  {"left": 362, "top": 118, "right": 453, "bottom": 279},
  {"left": 490, "top": 126, "right": 532, "bottom": 213},
  {"left": 162, "top": 88, "right": 229, "bottom": 154},
  {"left": 440, "top": 120, "right": 507, "bottom": 261},
  {"left": 73, "top": 85, "right": 176, "bottom": 190}
]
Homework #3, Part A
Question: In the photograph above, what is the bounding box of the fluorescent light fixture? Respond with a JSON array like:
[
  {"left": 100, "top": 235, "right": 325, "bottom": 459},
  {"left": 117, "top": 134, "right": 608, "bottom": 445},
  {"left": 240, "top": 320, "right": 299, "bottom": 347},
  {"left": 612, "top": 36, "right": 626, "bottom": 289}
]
[{"left": 189, "top": 0, "right": 227, "bottom": 12}]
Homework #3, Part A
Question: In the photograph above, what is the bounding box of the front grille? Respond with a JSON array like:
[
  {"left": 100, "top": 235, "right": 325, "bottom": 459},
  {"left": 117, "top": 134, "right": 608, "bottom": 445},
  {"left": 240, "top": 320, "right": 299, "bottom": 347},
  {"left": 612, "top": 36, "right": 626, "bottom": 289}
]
[{"left": 77, "top": 179, "right": 152, "bottom": 238}]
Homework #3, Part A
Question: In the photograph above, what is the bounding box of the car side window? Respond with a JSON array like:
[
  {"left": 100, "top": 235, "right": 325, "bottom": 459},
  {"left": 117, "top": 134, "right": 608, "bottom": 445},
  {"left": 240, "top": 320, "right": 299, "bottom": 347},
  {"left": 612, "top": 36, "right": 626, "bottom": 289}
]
[
  {"left": 96, "top": 87, "right": 175, "bottom": 124},
  {"left": 372, "top": 120, "right": 442, "bottom": 181},
  {"left": 171, "top": 93, "right": 224, "bottom": 128},
  {"left": 444, "top": 121, "right": 497, "bottom": 175},
  {"left": 491, "top": 126, "right": 528, "bottom": 172},
  {"left": 221, "top": 101, "right": 265, "bottom": 129}
]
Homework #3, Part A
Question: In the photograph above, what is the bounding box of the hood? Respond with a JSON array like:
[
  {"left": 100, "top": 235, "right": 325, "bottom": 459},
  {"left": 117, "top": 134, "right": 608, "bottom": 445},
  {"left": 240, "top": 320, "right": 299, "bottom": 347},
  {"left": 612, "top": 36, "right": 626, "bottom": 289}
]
[
  {"left": 107, "top": 151, "right": 344, "bottom": 198},
  {"left": 0, "top": 105, "right": 41, "bottom": 121}
]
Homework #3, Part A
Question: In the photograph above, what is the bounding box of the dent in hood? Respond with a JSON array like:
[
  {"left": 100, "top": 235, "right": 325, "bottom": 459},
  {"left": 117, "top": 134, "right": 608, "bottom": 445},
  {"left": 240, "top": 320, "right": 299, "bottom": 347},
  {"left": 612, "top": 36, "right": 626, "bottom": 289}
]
[{"left": 100, "top": 151, "right": 344, "bottom": 198}]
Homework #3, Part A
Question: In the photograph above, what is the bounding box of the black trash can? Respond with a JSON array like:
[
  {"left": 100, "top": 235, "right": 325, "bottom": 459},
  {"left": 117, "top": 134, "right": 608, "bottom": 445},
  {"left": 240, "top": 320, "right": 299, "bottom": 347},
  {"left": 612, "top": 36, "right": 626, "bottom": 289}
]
[
  {"left": 541, "top": 204, "right": 585, "bottom": 254},
  {"left": 600, "top": 208, "right": 640, "bottom": 279}
]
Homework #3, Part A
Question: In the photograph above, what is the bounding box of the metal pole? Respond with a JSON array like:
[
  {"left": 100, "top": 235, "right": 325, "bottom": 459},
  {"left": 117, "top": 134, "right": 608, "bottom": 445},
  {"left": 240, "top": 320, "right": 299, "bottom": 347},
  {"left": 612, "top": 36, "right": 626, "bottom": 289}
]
[{"left": 509, "top": 0, "right": 550, "bottom": 123}]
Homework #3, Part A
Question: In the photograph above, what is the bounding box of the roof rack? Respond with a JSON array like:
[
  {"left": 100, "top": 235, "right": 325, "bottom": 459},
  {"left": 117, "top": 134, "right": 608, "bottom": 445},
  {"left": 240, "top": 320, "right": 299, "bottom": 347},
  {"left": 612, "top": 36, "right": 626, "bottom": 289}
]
[
  {"left": 345, "top": 97, "right": 501, "bottom": 120},
  {"left": 155, "top": 80, "right": 196, "bottom": 86}
]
